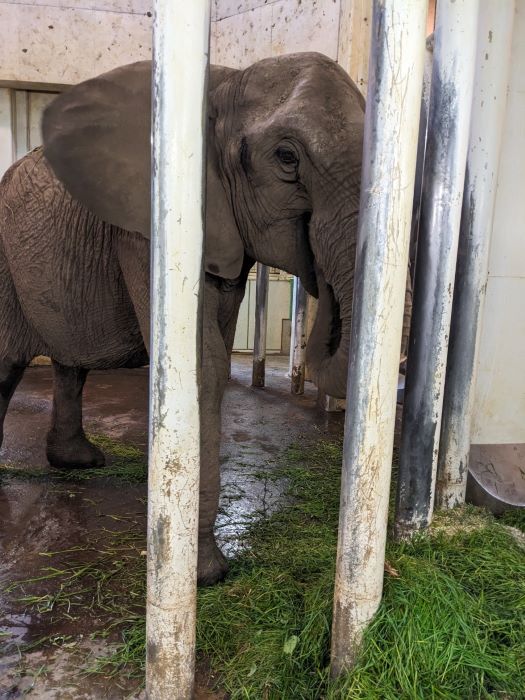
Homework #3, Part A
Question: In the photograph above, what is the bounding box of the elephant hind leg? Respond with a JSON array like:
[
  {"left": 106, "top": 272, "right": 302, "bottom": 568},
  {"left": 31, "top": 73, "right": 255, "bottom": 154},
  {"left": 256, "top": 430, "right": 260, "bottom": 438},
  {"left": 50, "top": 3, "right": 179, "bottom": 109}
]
[
  {"left": 46, "top": 361, "right": 105, "bottom": 470},
  {"left": 0, "top": 361, "right": 26, "bottom": 450}
]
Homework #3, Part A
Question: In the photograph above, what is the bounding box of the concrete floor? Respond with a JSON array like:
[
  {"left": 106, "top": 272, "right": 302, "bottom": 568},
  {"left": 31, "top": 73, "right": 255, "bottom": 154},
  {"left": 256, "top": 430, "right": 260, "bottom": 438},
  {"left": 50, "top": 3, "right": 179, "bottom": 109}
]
[{"left": 0, "top": 354, "right": 343, "bottom": 699}]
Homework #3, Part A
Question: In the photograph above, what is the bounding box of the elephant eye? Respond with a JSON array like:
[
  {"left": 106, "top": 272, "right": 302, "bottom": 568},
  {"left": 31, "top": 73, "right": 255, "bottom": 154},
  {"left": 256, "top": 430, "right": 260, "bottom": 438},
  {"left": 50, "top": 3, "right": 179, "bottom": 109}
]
[{"left": 275, "top": 146, "right": 298, "bottom": 166}]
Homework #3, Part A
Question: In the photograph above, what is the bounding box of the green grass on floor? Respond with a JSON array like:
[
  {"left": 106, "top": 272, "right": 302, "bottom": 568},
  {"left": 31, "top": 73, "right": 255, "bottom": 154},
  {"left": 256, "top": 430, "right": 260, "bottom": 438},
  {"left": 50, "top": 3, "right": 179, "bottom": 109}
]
[{"left": 5, "top": 438, "right": 525, "bottom": 699}]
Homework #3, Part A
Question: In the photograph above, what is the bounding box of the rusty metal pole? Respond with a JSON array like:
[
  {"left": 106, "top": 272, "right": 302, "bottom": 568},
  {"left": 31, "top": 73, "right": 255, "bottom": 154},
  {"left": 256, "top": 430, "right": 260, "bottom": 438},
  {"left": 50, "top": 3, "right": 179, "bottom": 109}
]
[
  {"left": 395, "top": 0, "right": 480, "bottom": 538},
  {"left": 437, "top": 0, "right": 515, "bottom": 509},
  {"left": 331, "top": 0, "right": 427, "bottom": 676},
  {"left": 252, "top": 263, "right": 269, "bottom": 388},
  {"left": 147, "top": 1, "right": 210, "bottom": 698},
  {"left": 290, "top": 276, "right": 308, "bottom": 395}
]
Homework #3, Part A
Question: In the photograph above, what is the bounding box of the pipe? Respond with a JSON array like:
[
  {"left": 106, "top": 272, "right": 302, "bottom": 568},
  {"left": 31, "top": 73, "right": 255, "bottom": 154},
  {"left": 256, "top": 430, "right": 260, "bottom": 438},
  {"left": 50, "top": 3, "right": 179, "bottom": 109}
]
[
  {"left": 304, "top": 295, "right": 317, "bottom": 382},
  {"left": 409, "top": 35, "right": 434, "bottom": 283},
  {"left": 395, "top": 0, "right": 479, "bottom": 539},
  {"left": 147, "top": 1, "right": 210, "bottom": 698},
  {"left": 252, "top": 263, "right": 269, "bottom": 388},
  {"left": 436, "top": 1, "right": 515, "bottom": 509},
  {"left": 290, "top": 277, "right": 308, "bottom": 395},
  {"left": 330, "top": 0, "right": 426, "bottom": 676}
]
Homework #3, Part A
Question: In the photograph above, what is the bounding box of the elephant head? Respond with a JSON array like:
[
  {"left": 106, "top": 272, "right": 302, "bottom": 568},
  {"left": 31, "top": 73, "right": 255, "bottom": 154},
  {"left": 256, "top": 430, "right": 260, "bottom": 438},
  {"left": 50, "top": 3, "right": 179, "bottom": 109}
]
[{"left": 42, "top": 53, "right": 365, "bottom": 399}]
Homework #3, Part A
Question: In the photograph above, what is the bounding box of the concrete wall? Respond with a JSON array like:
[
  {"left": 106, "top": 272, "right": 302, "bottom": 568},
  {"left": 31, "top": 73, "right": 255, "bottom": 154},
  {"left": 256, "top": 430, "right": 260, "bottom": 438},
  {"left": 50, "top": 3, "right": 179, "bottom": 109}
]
[
  {"left": 471, "top": 2, "right": 525, "bottom": 446},
  {"left": 0, "top": 0, "right": 372, "bottom": 87},
  {"left": 0, "top": 1, "right": 153, "bottom": 88},
  {"left": 211, "top": 0, "right": 342, "bottom": 69}
]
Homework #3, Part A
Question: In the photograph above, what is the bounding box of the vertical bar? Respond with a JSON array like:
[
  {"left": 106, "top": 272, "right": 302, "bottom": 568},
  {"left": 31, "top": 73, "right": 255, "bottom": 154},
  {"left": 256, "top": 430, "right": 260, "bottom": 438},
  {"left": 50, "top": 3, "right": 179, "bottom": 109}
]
[
  {"left": 147, "top": 1, "right": 210, "bottom": 698},
  {"left": 304, "top": 295, "right": 317, "bottom": 382},
  {"left": 409, "top": 35, "right": 434, "bottom": 277},
  {"left": 437, "top": 1, "right": 515, "bottom": 509},
  {"left": 395, "top": 0, "right": 480, "bottom": 538},
  {"left": 252, "top": 263, "right": 269, "bottom": 387},
  {"left": 0, "top": 88, "right": 15, "bottom": 175},
  {"left": 331, "top": 0, "right": 426, "bottom": 675},
  {"left": 13, "top": 90, "right": 29, "bottom": 160},
  {"left": 290, "top": 277, "right": 308, "bottom": 395}
]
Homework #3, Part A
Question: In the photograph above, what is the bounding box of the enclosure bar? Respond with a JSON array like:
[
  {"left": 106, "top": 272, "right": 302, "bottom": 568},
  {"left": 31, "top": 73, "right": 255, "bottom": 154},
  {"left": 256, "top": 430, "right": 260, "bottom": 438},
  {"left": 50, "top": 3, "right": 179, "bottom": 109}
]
[
  {"left": 409, "top": 34, "right": 434, "bottom": 282},
  {"left": 252, "top": 263, "right": 269, "bottom": 387},
  {"left": 147, "top": 2, "right": 210, "bottom": 698},
  {"left": 436, "top": 1, "right": 515, "bottom": 509},
  {"left": 330, "top": 0, "right": 427, "bottom": 675},
  {"left": 395, "top": 0, "right": 479, "bottom": 538},
  {"left": 290, "top": 276, "right": 308, "bottom": 395}
]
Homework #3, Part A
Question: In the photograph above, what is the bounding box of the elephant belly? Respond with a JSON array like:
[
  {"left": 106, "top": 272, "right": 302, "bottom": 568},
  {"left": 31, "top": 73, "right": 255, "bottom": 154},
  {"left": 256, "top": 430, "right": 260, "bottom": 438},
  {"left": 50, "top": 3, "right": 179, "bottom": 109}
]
[{"left": 1, "top": 152, "right": 146, "bottom": 369}]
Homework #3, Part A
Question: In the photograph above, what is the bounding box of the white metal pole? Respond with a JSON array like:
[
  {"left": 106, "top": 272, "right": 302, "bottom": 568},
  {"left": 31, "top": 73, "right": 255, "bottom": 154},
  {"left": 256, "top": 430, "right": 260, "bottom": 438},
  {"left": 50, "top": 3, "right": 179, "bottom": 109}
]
[
  {"left": 304, "top": 295, "right": 317, "bottom": 382},
  {"left": 331, "top": 0, "right": 427, "bottom": 676},
  {"left": 290, "top": 276, "right": 308, "bottom": 395},
  {"left": 437, "top": 1, "right": 515, "bottom": 508},
  {"left": 252, "top": 263, "right": 269, "bottom": 387},
  {"left": 147, "top": 2, "right": 210, "bottom": 698},
  {"left": 395, "top": 0, "right": 480, "bottom": 538}
]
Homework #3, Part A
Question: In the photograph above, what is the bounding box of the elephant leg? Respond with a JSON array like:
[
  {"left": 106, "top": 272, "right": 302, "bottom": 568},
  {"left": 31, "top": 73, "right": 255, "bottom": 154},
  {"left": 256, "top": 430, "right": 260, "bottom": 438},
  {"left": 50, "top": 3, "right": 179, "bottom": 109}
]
[
  {"left": 197, "top": 313, "right": 230, "bottom": 585},
  {"left": 46, "top": 361, "right": 105, "bottom": 469},
  {"left": 116, "top": 232, "right": 150, "bottom": 352},
  {"left": 198, "top": 275, "right": 249, "bottom": 585},
  {"left": 0, "top": 361, "right": 26, "bottom": 449}
]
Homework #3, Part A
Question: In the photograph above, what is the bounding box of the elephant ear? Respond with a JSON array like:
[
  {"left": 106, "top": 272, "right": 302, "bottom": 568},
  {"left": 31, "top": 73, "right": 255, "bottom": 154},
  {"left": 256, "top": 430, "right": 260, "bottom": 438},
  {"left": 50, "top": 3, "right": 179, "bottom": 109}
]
[
  {"left": 43, "top": 61, "right": 151, "bottom": 236},
  {"left": 43, "top": 61, "right": 244, "bottom": 279}
]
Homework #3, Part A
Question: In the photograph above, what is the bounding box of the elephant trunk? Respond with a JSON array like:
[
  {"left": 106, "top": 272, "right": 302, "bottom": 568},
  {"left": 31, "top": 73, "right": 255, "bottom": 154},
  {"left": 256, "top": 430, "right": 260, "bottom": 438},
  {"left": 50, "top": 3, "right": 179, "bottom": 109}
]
[{"left": 305, "top": 205, "right": 358, "bottom": 399}]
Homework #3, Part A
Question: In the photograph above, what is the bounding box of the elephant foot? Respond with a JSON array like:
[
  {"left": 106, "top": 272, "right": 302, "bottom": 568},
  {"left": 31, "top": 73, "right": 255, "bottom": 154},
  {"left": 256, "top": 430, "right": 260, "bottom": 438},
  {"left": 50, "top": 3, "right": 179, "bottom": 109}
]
[
  {"left": 46, "top": 431, "right": 106, "bottom": 470},
  {"left": 198, "top": 533, "right": 229, "bottom": 586}
]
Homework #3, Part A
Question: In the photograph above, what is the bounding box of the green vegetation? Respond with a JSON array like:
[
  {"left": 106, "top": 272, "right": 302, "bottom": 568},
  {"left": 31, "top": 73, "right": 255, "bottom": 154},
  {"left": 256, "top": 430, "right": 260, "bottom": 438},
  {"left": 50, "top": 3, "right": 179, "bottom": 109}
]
[{"left": 5, "top": 438, "right": 525, "bottom": 699}]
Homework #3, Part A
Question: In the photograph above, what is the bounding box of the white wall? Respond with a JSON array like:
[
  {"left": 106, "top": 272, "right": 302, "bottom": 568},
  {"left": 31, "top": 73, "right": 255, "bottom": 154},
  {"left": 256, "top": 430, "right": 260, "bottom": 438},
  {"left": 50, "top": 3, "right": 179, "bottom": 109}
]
[
  {"left": 0, "top": 0, "right": 372, "bottom": 86},
  {"left": 211, "top": 0, "right": 342, "bottom": 68},
  {"left": 0, "top": 1, "right": 152, "bottom": 87},
  {"left": 471, "top": 2, "right": 525, "bottom": 445}
]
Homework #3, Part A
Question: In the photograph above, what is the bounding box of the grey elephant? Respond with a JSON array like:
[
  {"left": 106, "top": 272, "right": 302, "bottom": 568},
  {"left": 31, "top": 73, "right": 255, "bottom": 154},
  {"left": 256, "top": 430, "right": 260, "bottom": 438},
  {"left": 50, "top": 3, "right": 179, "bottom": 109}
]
[{"left": 0, "top": 53, "right": 407, "bottom": 585}]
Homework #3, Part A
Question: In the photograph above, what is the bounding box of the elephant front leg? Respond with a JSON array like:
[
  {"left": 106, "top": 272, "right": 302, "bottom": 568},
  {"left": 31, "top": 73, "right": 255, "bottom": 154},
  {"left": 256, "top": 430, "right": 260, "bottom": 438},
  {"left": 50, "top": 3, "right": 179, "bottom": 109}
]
[
  {"left": 197, "top": 336, "right": 230, "bottom": 586},
  {"left": 197, "top": 280, "right": 239, "bottom": 586},
  {"left": 46, "top": 361, "right": 105, "bottom": 469},
  {"left": 198, "top": 389, "right": 229, "bottom": 586}
]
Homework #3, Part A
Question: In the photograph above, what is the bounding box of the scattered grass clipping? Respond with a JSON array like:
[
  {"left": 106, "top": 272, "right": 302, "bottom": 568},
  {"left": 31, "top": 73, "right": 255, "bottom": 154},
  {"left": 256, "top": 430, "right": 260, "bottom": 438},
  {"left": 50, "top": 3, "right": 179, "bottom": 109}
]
[{"left": 5, "top": 438, "right": 525, "bottom": 699}]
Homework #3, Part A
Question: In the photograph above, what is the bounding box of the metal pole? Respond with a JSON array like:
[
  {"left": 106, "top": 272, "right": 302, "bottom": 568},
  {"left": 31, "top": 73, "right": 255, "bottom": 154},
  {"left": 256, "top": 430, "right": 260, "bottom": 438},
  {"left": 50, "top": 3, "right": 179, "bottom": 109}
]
[
  {"left": 304, "top": 295, "right": 317, "bottom": 382},
  {"left": 436, "top": 1, "right": 515, "bottom": 509},
  {"left": 395, "top": 0, "right": 479, "bottom": 539},
  {"left": 147, "top": 2, "right": 210, "bottom": 698},
  {"left": 409, "top": 35, "right": 434, "bottom": 279},
  {"left": 252, "top": 263, "right": 269, "bottom": 387},
  {"left": 290, "top": 276, "right": 308, "bottom": 395},
  {"left": 331, "top": 0, "right": 426, "bottom": 676}
]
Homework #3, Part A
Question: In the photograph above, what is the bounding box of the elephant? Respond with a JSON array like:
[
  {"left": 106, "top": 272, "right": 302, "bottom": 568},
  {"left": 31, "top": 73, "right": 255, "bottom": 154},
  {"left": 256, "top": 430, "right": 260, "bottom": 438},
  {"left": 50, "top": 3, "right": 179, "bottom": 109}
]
[{"left": 0, "top": 53, "right": 409, "bottom": 585}]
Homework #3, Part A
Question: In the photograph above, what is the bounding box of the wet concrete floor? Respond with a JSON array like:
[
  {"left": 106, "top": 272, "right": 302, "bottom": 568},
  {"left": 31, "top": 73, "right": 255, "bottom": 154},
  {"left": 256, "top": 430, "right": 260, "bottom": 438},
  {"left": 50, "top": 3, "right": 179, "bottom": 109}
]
[{"left": 0, "top": 354, "right": 343, "bottom": 699}]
